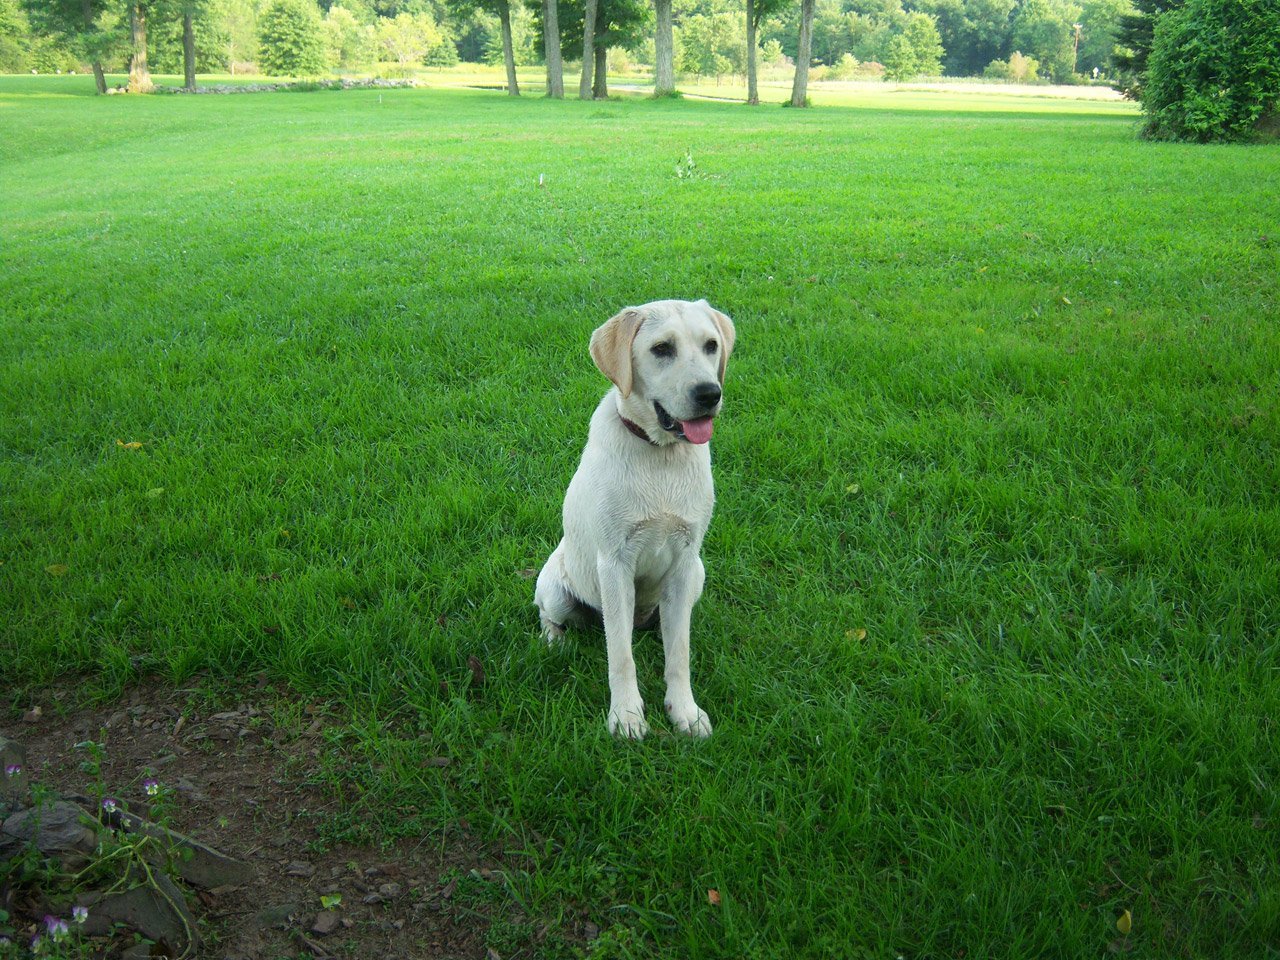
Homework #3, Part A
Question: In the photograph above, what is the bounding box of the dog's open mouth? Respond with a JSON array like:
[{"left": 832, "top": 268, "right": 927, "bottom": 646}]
[{"left": 654, "top": 402, "right": 715, "bottom": 445}]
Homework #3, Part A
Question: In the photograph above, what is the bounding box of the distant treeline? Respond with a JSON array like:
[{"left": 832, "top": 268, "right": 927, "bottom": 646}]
[{"left": 1, "top": 0, "right": 1135, "bottom": 86}]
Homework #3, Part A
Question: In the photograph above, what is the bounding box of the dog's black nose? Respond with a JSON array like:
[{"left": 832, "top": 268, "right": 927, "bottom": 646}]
[{"left": 691, "top": 382, "right": 722, "bottom": 409}]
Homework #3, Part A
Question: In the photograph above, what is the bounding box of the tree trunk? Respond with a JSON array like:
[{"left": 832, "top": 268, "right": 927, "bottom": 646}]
[
  {"left": 653, "top": 0, "right": 674, "bottom": 95},
  {"left": 745, "top": 0, "right": 758, "bottom": 104},
  {"left": 543, "top": 0, "right": 564, "bottom": 97},
  {"left": 579, "top": 0, "right": 597, "bottom": 99},
  {"left": 592, "top": 43, "right": 607, "bottom": 98},
  {"left": 790, "top": 0, "right": 814, "bottom": 107},
  {"left": 128, "top": 2, "right": 153, "bottom": 93},
  {"left": 183, "top": 11, "right": 196, "bottom": 91},
  {"left": 80, "top": 0, "right": 107, "bottom": 94},
  {"left": 498, "top": 0, "right": 520, "bottom": 95}
]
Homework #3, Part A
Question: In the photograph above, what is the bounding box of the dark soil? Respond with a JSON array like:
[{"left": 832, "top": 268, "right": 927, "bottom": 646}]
[{"left": 4, "top": 679, "right": 541, "bottom": 960}]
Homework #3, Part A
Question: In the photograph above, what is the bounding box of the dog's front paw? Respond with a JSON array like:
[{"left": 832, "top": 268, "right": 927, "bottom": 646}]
[
  {"left": 607, "top": 697, "right": 649, "bottom": 740},
  {"left": 540, "top": 617, "right": 566, "bottom": 646},
  {"left": 666, "top": 700, "right": 713, "bottom": 738}
]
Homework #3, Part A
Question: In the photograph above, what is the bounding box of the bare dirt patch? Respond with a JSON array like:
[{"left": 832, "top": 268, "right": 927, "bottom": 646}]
[{"left": 4, "top": 679, "right": 540, "bottom": 959}]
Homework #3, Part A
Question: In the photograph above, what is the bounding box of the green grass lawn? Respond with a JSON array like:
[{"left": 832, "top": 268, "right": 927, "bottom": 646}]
[{"left": 2, "top": 74, "right": 1278, "bottom": 958}]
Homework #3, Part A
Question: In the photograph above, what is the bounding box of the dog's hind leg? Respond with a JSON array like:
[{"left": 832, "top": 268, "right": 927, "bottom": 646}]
[{"left": 534, "top": 544, "right": 578, "bottom": 644}]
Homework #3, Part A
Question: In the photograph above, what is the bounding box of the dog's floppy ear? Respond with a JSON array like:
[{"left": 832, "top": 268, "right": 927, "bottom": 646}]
[
  {"left": 702, "top": 302, "right": 736, "bottom": 385},
  {"left": 590, "top": 307, "right": 646, "bottom": 397}
]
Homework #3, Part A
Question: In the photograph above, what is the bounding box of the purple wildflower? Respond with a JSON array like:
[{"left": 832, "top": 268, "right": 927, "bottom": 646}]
[
  {"left": 101, "top": 797, "right": 118, "bottom": 814},
  {"left": 3, "top": 764, "right": 20, "bottom": 777},
  {"left": 143, "top": 778, "right": 160, "bottom": 797},
  {"left": 73, "top": 905, "right": 89, "bottom": 924}
]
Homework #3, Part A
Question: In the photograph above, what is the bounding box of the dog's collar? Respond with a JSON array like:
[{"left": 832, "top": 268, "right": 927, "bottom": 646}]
[{"left": 619, "top": 415, "right": 659, "bottom": 446}]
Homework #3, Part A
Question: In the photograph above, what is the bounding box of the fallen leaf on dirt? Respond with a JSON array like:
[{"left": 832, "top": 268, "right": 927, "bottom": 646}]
[
  {"left": 339, "top": 596, "right": 357, "bottom": 610},
  {"left": 116, "top": 439, "right": 143, "bottom": 449},
  {"left": 516, "top": 568, "right": 538, "bottom": 579},
  {"left": 45, "top": 564, "right": 68, "bottom": 576},
  {"left": 707, "top": 889, "right": 721, "bottom": 906},
  {"left": 1043, "top": 804, "right": 1067, "bottom": 818},
  {"left": 1116, "top": 909, "right": 1132, "bottom": 935},
  {"left": 467, "top": 655, "right": 485, "bottom": 686},
  {"left": 422, "top": 757, "right": 451, "bottom": 768},
  {"left": 279, "top": 528, "right": 292, "bottom": 540}
]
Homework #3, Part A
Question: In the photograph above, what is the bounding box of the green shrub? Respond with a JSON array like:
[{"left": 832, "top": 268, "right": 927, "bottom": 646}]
[
  {"left": 828, "top": 52, "right": 860, "bottom": 80},
  {"left": 985, "top": 51, "right": 1042, "bottom": 82},
  {"left": 258, "top": 0, "right": 328, "bottom": 77},
  {"left": 1142, "top": 0, "right": 1280, "bottom": 142}
]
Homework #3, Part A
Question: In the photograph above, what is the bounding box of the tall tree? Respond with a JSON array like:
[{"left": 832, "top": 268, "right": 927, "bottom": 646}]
[
  {"left": 183, "top": 7, "right": 195, "bottom": 86},
  {"left": 556, "top": 0, "right": 644, "bottom": 98},
  {"left": 653, "top": 0, "right": 672, "bottom": 94},
  {"left": 258, "top": 0, "right": 327, "bottom": 74},
  {"left": 22, "top": 0, "right": 113, "bottom": 93},
  {"left": 578, "top": 0, "right": 595, "bottom": 97},
  {"left": 177, "top": 0, "right": 211, "bottom": 89},
  {"left": 789, "top": 0, "right": 814, "bottom": 106},
  {"left": 218, "top": 0, "right": 258, "bottom": 73},
  {"left": 497, "top": 0, "right": 519, "bottom": 92},
  {"left": 543, "top": 0, "right": 563, "bottom": 95},
  {"left": 1112, "top": 0, "right": 1180, "bottom": 94},
  {"left": 1011, "top": 0, "right": 1081, "bottom": 81},
  {"left": 745, "top": 0, "right": 788, "bottom": 104},
  {"left": 449, "top": 0, "right": 520, "bottom": 94},
  {"left": 0, "top": 0, "right": 32, "bottom": 73},
  {"left": 128, "top": 1, "right": 154, "bottom": 92}
]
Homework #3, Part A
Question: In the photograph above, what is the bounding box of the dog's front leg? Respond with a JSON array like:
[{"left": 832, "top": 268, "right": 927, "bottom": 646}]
[
  {"left": 597, "top": 555, "right": 649, "bottom": 739},
  {"left": 661, "top": 556, "right": 712, "bottom": 738}
]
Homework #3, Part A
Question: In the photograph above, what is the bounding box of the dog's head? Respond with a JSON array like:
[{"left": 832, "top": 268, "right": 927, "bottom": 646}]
[{"left": 590, "top": 299, "right": 735, "bottom": 445}]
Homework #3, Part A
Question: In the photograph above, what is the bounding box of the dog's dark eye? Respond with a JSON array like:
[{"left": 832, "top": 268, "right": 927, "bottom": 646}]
[
  {"left": 650, "top": 341, "right": 675, "bottom": 358},
  {"left": 704, "top": 339, "right": 718, "bottom": 355}
]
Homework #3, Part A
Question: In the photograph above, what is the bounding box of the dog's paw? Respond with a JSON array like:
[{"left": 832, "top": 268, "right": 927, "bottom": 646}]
[
  {"left": 540, "top": 617, "right": 566, "bottom": 646},
  {"left": 666, "top": 700, "right": 712, "bottom": 738},
  {"left": 607, "top": 699, "right": 649, "bottom": 740}
]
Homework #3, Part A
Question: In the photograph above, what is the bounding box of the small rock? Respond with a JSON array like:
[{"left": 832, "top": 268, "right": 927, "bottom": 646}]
[
  {"left": 22, "top": 706, "right": 41, "bottom": 723},
  {"left": 2, "top": 800, "right": 99, "bottom": 855},
  {"left": 378, "top": 882, "right": 402, "bottom": 899},
  {"left": 110, "top": 809, "right": 252, "bottom": 889},
  {"left": 311, "top": 910, "right": 341, "bottom": 935},
  {"left": 82, "top": 873, "right": 199, "bottom": 955},
  {"left": 286, "top": 861, "right": 316, "bottom": 878}
]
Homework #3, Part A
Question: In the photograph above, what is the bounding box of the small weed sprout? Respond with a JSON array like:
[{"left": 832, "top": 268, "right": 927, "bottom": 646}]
[{"left": 674, "top": 148, "right": 697, "bottom": 180}]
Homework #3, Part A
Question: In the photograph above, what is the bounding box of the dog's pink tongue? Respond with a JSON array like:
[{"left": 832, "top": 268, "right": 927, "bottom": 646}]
[{"left": 681, "top": 417, "right": 715, "bottom": 445}]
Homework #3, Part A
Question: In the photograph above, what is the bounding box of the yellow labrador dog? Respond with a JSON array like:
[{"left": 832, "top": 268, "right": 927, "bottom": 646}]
[{"left": 536, "top": 299, "right": 736, "bottom": 739}]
